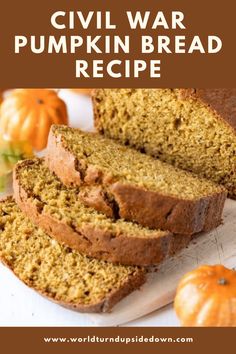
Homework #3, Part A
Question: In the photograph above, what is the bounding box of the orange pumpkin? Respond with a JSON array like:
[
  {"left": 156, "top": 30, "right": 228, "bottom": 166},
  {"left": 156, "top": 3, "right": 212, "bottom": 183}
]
[
  {"left": 174, "top": 265, "right": 236, "bottom": 327},
  {"left": 0, "top": 89, "right": 68, "bottom": 150}
]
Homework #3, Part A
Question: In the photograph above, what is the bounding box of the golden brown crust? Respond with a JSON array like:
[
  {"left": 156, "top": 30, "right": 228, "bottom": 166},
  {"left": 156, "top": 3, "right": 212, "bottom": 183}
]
[
  {"left": 13, "top": 166, "right": 189, "bottom": 266},
  {"left": 79, "top": 185, "right": 115, "bottom": 218},
  {"left": 0, "top": 196, "right": 146, "bottom": 313},
  {"left": 45, "top": 127, "right": 226, "bottom": 235},
  {"left": 179, "top": 89, "right": 236, "bottom": 132},
  {"left": 0, "top": 253, "right": 146, "bottom": 313}
]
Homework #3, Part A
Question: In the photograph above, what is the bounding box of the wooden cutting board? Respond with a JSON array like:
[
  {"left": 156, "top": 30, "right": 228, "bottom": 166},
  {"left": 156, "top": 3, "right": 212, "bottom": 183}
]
[
  {"left": 85, "top": 198, "right": 236, "bottom": 326},
  {"left": 1, "top": 185, "right": 236, "bottom": 326}
]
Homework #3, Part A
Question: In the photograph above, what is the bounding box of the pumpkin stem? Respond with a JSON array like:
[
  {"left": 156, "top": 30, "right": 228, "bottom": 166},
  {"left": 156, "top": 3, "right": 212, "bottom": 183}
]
[
  {"left": 218, "top": 278, "right": 228, "bottom": 285},
  {"left": 37, "top": 99, "right": 44, "bottom": 104}
]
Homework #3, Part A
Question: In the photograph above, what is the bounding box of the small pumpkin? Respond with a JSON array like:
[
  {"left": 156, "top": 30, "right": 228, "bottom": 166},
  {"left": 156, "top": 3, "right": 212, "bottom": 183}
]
[
  {"left": 0, "top": 89, "right": 68, "bottom": 150},
  {"left": 174, "top": 265, "right": 236, "bottom": 327}
]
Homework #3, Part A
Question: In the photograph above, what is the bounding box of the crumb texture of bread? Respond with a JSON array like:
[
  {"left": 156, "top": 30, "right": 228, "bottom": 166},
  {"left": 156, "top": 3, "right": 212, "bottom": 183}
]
[
  {"left": 0, "top": 197, "right": 145, "bottom": 313},
  {"left": 94, "top": 89, "right": 236, "bottom": 198},
  {"left": 13, "top": 159, "right": 185, "bottom": 266},
  {"left": 14, "top": 159, "right": 166, "bottom": 238},
  {"left": 45, "top": 125, "right": 226, "bottom": 235},
  {"left": 50, "top": 125, "right": 224, "bottom": 199}
]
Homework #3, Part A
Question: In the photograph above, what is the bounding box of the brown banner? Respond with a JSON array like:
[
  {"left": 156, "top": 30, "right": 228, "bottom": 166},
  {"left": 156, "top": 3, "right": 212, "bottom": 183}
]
[
  {"left": 0, "top": 0, "right": 235, "bottom": 87},
  {"left": 0, "top": 327, "right": 235, "bottom": 354}
]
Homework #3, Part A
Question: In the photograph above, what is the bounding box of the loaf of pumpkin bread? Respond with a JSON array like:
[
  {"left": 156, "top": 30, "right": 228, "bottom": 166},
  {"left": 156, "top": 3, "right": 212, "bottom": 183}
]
[
  {"left": 0, "top": 197, "right": 145, "bottom": 313},
  {"left": 13, "top": 159, "right": 190, "bottom": 266},
  {"left": 93, "top": 89, "right": 236, "bottom": 198},
  {"left": 46, "top": 125, "right": 226, "bottom": 235}
]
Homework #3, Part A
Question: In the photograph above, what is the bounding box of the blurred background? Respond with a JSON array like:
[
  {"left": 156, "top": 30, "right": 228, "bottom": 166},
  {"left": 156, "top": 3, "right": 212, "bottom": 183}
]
[{"left": 0, "top": 88, "right": 93, "bottom": 194}]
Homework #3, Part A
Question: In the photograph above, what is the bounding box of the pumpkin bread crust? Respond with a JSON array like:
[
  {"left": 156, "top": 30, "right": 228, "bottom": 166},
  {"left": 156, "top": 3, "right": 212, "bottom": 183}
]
[
  {"left": 13, "top": 159, "right": 190, "bottom": 266},
  {"left": 46, "top": 125, "right": 226, "bottom": 235},
  {"left": 93, "top": 88, "right": 236, "bottom": 198},
  {"left": 0, "top": 197, "right": 146, "bottom": 313}
]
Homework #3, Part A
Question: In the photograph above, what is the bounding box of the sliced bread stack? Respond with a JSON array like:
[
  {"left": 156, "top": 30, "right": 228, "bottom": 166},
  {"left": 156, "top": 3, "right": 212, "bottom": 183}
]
[
  {"left": 46, "top": 125, "right": 226, "bottom": 235},
  {"left": 0, "top": 197, "right": 145, "bottom": 312},
  {"left": 0, "top": 119, "right": 227, "bottom": 313}
]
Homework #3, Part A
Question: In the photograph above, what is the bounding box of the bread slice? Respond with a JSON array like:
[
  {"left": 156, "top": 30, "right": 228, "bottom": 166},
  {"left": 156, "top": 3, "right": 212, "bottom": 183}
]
[
  {"left": 46, "top": 125, "right": 226, "bottom": 235},
  {"left": 0, "top": 197, "right": 145, "bottom": 313},
  {"left": 13, "top": 159, "right": 190, "bottom": 266},
  {"left": 94, "top": 88, "right": 236, "bottom": 198}
]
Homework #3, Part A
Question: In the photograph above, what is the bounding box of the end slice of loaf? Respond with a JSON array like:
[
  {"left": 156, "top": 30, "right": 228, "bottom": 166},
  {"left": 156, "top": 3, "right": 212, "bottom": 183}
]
[
  {"left": 0, "top": 197, "right": 145, "bottom": 313},
  {"left": 46, "top": 125, "right": 226, "bottom": 235},
  {"left": 13, "top": 159, "right": 189, "bottom": 266},
  {"left": 94, "top": 88, "right": 236, "bottom": 198}
]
